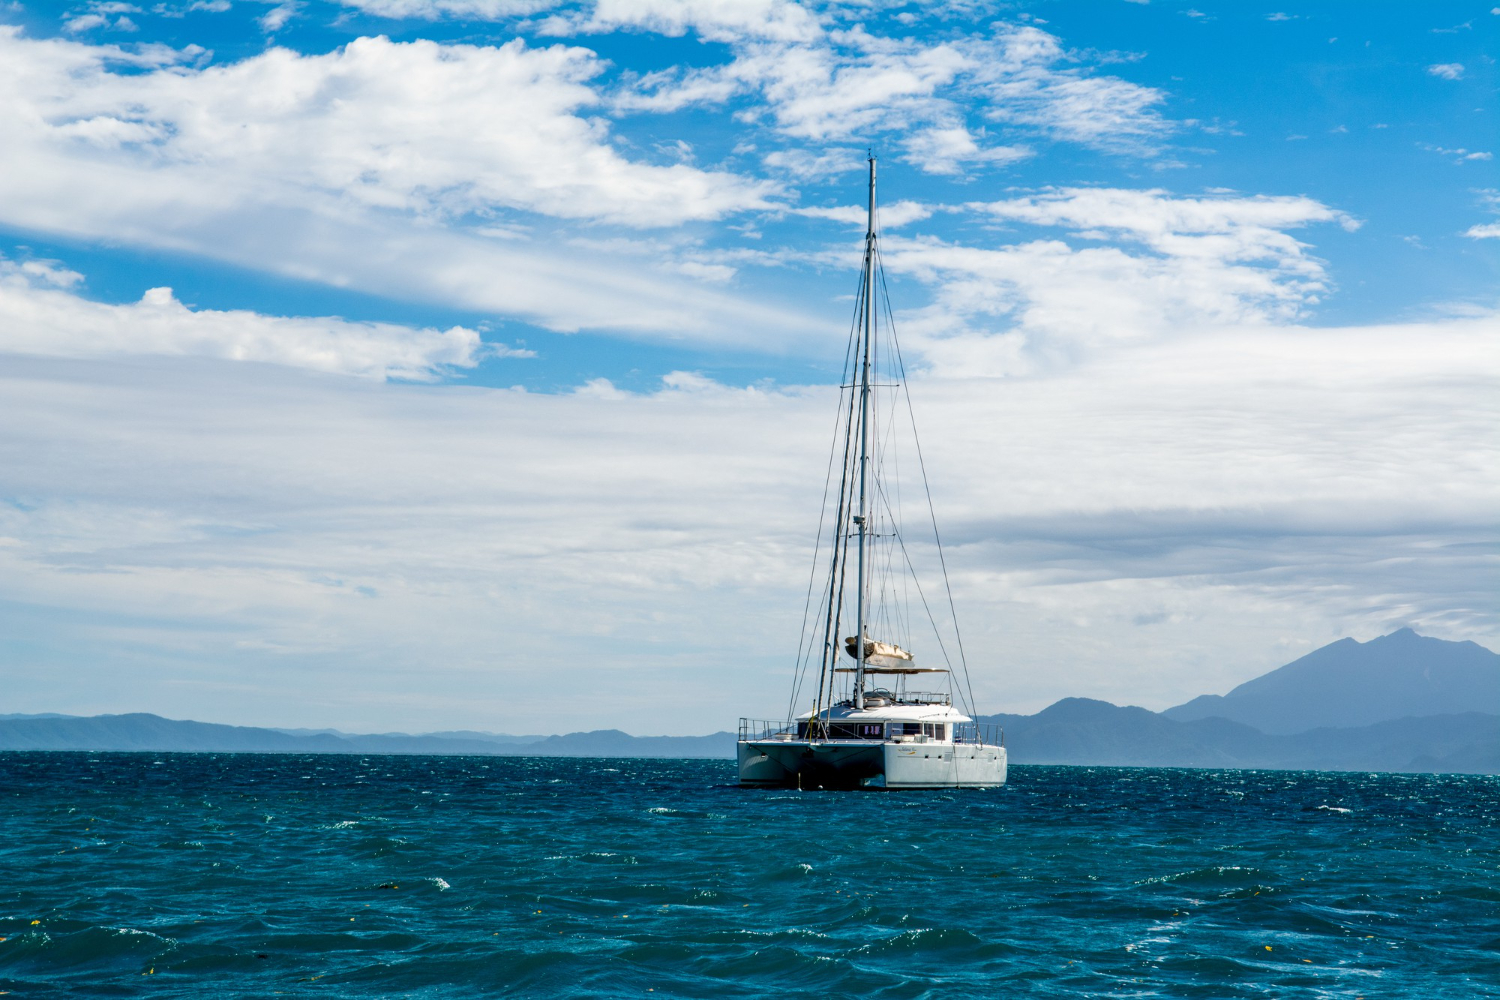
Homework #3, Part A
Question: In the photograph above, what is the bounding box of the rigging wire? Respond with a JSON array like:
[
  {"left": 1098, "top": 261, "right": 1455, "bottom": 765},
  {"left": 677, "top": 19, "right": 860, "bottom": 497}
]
[
  {"left": 785, "top": 278, "right": 863, "bottom": 723},
  {"left": 784, "top": 162, "right": 984, "bottom": 732},
  {"left": 810, "top": 259, "right": 869, "bottom": 728},
  {"left": 874, "top": 247, "right": 981, "bottom": 720}
]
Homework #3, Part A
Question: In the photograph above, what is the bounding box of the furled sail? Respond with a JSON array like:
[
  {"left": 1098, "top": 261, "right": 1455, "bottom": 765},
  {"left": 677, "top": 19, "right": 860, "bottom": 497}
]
[
  {"left": 837, "top": 635, "right": 945, "bottom": 672},
  {"left": 845, "top": 636, "right": 913, "bottom": 663}
]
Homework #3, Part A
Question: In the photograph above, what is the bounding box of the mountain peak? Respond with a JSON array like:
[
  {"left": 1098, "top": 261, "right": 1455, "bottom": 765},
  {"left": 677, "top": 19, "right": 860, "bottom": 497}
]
[{"left": 1162, "top": 631, "right": 1499, "bottom": 734}]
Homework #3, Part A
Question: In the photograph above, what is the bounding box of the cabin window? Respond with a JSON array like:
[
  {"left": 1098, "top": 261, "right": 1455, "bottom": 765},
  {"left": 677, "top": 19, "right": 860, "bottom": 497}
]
[
  {"left": 818, "top": 722, "right": 886, "bottom": 740},
  {"left": 923, "top": 723, "right": 947, "bottom": 740},
  {"left": 896, "top": 722, "right": 923, "bottom": 737}
]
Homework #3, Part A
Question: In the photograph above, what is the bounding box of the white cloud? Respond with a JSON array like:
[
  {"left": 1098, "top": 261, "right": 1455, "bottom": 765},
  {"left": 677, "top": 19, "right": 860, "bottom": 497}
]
[
  {"left": 971, "top": 186, "right": 1357, "bottom": 244},
  {"left": 877, "top": 187, "right": 1356, "bottom": 368},
  {"left": 0, "top": 258, "right": 501, "bottom": 379},
  {"left": 64, "top": 13, "right": 110, "bottom": 31},
  {"left": 761, "top": 146, "right": 867, "bottom": 179},
  {"left": 795, "top": 199, "right": 934, "bottom": 228},
  {"left": 972, "top": 26, "right": 1170, "bottom": 152},
  {"left": 1427, "top": 62, "right": 1465, "bottom": 80},
  {"left": 0, "top": 26, "right": 815, "bottom": 343},
  {"left": 1464, "top": 191, "right": 1500, "bottom": 238},
  {"left": 1, "top": 313, "right": 1494, "bottom": 728},
  {"left": 1425, "top": 144, "right": 1494, "bottom": 162},
  {"left": 0, "top": 28, "right": 776, "bottom": 227},
  {"left": 616, "top": 21, "right": 1171, "bottom": 157},
  {"left": 552, "top": 0, "right": 821, "bottom": 43},
  {"left": 343, "top": 0, "right": 558, "bottom": 18},
  {"left": 901, "top": 125, "right": 1031, "bottom": 175},
  {"left": 258, "top": 2, "right": 301, "bottom": 31}
]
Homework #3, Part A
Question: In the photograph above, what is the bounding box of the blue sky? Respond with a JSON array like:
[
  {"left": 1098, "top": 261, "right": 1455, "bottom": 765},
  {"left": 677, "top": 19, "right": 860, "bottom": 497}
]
[{"left": 0, "top": 0, "right": 1495, "bottom": 732}]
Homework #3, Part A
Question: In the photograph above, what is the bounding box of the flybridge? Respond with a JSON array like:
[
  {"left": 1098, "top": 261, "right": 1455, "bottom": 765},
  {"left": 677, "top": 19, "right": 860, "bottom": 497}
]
[{"left": 735, "top": 157, "right": 1007, "bottom": 791}]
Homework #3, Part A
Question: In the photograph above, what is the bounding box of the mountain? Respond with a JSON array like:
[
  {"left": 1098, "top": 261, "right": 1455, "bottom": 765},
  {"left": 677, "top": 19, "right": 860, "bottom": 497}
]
[
  {"left": 980, "top": 698, "right": 1270, "bottom": 768},
  {"left": 0, "top": 714, "right": 514, "bottom": 755},
  {"left": 2, "top": 629, "right": 1494, "bottom": 772},
  {"left": 977, "top": 699, "right": 1499, "bottom": 773},
  {"left": 0, "top": 713, "right": 731, "bottom": 758},
  {"left": 418, "top": 730, "right": 548, "bottom": 745},
  {"left": 1, "top": 706, "right": 1492, "bottom": 773},
  {"left": 1162, "top": 628, "right": 1500, "bottom": 734},
  {"left": 514, "top": 729, "right": 735, "bottom": 758},
  {"left": 273, "top": 726, "right": 548, "bottom": 745}
]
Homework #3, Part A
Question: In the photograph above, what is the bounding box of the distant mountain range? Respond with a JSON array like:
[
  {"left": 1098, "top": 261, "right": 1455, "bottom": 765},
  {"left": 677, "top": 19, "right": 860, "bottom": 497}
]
[
  {"left": 1161, "top": 628, "right": 1499, "bottom": 733},
  {"left": 0, "top": 714, "right": 732, "bottom": 759},
  {"left": 979, "top": 700, "right": 1497, "bottom": 774},
  {"left": 2, "top": 629, "right": 1495, "bottom": 774}
]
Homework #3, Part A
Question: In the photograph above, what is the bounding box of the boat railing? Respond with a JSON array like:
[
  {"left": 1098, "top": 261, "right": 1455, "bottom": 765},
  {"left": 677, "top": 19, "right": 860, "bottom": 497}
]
[
  {"left": 953, "top": 722, "right": 1005, "bottom": 748},
  {"left": 739, "top": 719, "right": 801, "bottom": 741},
  {"left": 900, "top": 691, "right": 952, "bottom": 706}
]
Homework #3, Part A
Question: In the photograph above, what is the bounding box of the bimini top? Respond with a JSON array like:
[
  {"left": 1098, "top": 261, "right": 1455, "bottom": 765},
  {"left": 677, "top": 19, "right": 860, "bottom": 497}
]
[{"left": 836, "top": 635, "right": 947, "bottom": 674}]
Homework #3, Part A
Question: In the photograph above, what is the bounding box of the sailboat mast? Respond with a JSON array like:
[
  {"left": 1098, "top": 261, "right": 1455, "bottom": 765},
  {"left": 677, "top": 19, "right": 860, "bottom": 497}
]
[{"left": 854, "top": 154, "right": 876, "bottom": 711}]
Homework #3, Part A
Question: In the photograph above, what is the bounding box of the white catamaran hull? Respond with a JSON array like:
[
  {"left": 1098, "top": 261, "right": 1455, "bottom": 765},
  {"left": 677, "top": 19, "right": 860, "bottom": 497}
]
[{"left": 738, "top": 739, "right": 1007, "bottom": 790}]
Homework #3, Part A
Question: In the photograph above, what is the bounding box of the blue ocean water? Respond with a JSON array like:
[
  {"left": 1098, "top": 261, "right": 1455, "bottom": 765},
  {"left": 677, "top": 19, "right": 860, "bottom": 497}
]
[{"left": 0, "top": 754, "right": 1496, "bottom": 998}]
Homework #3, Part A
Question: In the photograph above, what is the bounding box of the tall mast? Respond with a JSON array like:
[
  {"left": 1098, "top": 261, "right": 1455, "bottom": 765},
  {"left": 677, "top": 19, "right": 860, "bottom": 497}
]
[{"left": 854, "top": 154, "right": 876, "bottom": 711}]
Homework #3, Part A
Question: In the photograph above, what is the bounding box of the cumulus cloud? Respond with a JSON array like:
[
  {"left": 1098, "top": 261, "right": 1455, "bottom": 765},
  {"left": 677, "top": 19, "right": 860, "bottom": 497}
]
[
  {"left": 1, "top": 312, "right": 1494, "bottom": 727},
  {"left": 900, "top": 125, "right": 1031, "bottom": 175},
  {"left": 0, "top": 258, "right": 501, "bottom": 379},
  {"left": 552, "top": 0, "right": 821, "bottom": 43},
  {"left": 1427, "top": 62, "right": 1465, "bottom": 79},
  {"left": 0, "top": 26, "right": 819, "bottom": 343},
  {"left": 875, "top": 188, "right": 1354, "bottom": 370},
  {"left": 0, "top": 28, "right": 774, "bottom": 227},
  {"left": 615, "top": 19, "right": 1172, "bottom": 163}
]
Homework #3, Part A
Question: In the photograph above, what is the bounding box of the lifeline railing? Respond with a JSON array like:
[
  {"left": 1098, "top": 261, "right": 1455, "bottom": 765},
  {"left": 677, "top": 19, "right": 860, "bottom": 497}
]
[
  {"left": 953, "top": 722, "right": 1005, "bottom": 748},
  {"left": 738, "top": 718, "right": 1004, "bottom": 747},
  {"left": 739, "top": 719, "right": 800, "bottom": 741}
]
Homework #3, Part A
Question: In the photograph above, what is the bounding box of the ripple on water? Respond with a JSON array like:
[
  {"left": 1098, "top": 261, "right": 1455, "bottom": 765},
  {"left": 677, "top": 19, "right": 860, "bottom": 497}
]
[{"left": 0, "top": 755, "right": 1494, "bottom": 998}]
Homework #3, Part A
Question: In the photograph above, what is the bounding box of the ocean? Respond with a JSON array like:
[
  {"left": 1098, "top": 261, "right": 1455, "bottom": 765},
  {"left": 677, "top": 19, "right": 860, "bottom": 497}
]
[{"left": 0, "top": 753, "right": 1495, "bottom": 998}]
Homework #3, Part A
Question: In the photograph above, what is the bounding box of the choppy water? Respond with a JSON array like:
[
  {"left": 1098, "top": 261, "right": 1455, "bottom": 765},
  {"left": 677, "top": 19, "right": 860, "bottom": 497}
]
[{"left": 1, "top": 753, "right": 1497, "bottom": 998}]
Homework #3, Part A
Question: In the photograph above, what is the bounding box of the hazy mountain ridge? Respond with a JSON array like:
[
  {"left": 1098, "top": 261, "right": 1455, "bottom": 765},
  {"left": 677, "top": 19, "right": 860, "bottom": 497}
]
[
  {"left": 976, "top": 699, "right": 1499, "bottom": 773},
  {"left": 0, "top": 714, "right": 733, "bottom": 758},
  {"left": 1161, "top": 628, "right": 1499, "bottom": 733},
  {"left": 3, "top": 630, "right": 1494, "bottom": 773}
]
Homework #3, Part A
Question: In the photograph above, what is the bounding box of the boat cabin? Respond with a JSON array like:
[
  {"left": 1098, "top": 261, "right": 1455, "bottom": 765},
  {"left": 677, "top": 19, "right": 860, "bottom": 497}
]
[{"left": 794, "top": 690, "right": 969, "bottom": 744}]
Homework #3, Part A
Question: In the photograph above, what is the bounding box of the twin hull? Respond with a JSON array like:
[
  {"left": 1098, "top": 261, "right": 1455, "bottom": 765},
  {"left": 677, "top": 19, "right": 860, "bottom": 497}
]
[{"left": 738, "top": 738, "right": 1007, "bottom": 790}]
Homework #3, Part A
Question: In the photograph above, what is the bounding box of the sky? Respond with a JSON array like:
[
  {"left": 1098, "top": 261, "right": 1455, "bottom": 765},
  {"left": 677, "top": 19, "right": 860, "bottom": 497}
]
[{"left": 0, "top": 0, "right": 1495, "bottom": 735}]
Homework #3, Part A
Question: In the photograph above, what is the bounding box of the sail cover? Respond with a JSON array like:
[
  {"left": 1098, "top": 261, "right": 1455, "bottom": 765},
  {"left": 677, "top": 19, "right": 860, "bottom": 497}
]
[{"left": 845, "top": 636, "right": 913, "bottom": 662}]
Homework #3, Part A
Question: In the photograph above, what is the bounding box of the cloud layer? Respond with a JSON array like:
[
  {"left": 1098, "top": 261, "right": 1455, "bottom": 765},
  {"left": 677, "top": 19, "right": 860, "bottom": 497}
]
[
  {"left": 3, "top": 1, "right": 1493, "bottom": 734},
  {"left": 2, "top": 310, "right": 1494, "bottom": 730}
]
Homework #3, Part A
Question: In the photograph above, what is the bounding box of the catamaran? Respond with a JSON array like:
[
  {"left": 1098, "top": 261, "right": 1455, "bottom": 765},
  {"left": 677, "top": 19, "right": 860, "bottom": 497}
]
[{"left": 737, "top": 157, "right": 1007, "bottom": 790}]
